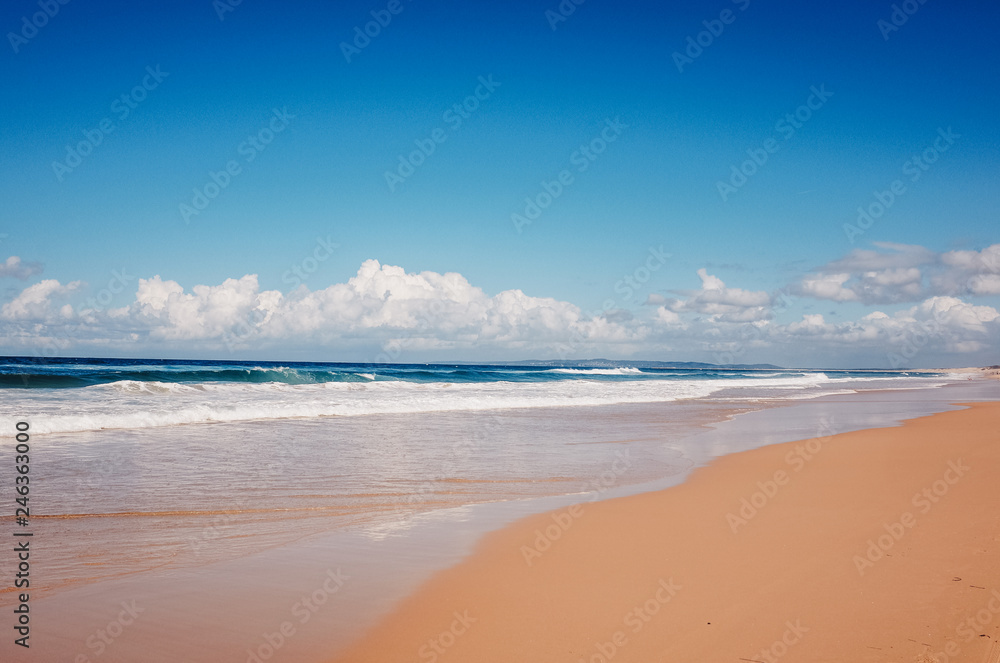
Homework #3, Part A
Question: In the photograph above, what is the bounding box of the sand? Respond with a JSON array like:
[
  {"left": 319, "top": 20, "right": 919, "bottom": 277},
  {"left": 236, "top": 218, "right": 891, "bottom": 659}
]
[
  {"left": 941, "top": 367, "right": 1000, "bottom": 380},
  {"left": 331, "top": 402, "right": 1000, "bottom": 662}
]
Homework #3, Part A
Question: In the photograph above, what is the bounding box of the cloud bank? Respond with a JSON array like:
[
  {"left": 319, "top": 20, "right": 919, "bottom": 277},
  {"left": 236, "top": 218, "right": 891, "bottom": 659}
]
[
  {"left": 2, "top": 246, "right": 998, "bottom": 368},
  {"left": 796, "top": 243, "right": 1000, "bottom": 304}
]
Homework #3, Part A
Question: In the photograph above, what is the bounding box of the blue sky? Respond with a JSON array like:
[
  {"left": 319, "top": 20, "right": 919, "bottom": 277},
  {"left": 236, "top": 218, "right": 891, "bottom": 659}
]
[{"left": 1, "top": 0, "right": 998, "bottom": 366}]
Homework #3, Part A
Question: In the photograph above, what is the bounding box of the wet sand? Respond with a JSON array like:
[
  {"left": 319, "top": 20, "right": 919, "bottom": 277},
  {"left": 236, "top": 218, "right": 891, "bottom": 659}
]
[
  {"left": 332, "top": 402, "right": 1000, "bottom": 662},
  {"left": 9, "top": 382, "right": 999, "bottom": 662}
]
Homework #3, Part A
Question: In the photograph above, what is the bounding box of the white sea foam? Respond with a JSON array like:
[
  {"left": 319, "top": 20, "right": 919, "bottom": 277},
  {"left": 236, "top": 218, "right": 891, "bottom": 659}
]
[{"left": 0, "top": 371, "right": 956, "bottom": 437}]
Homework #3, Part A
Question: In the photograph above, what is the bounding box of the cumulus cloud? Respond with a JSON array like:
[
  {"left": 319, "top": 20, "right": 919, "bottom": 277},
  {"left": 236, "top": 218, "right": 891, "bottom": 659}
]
[
  {"left": 799, "top": 273, "right": 857, "bottom": 302},
  {"left": 784, "top": 313, "right": 833, "bottom": 334},
  {"left": 797, "top": 242, "right": 1000, "bottom": 304},
  {"left": 1, "top": 279, "right": 82, "bottom": 321},
  {"left": 939, "top": 244, "right": 1000, "bottom": 272},
  {"left": 696, "top": 269, "right": 726, "bottom": 291},
  {"left": 1, "top": 258, "right": 997, "bottom": 367},
  {"left": 124, "top": 274, "right": 266, "bottom": 341},
  {"left": 773, "top": 296, "right": 1000, "bottom": 357},
  {"left": 0, "top": 256, "right": 43, "bottom": 280},
  {"left": 936, "top": 244, "right": 1000, "bottom": 296},
  {"left": 655, "top": 307, "right": 684, "bottom": 326},
  {"left": 50, "top": 260, "right": 645, "bottom": 357},
  {"left": 663, "top": 269, "right": 772, "bottom": 322}
]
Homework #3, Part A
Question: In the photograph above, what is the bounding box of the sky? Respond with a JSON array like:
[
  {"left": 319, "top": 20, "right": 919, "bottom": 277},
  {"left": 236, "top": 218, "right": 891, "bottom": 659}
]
[{"left": 0, "top": 0, "right": 998, "bottom": 367}]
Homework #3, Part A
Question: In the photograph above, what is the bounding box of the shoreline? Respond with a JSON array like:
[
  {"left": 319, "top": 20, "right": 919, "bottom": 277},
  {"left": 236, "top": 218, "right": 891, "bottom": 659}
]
[
  {"left": 936, "top": 366, "right": 1000, "bottom": 380},
  {"left": 9, "top": 378, "right": 998, "bottom": 662},
  {"left": 331, "top": 399, "right": 1000, "bottom": 662}
]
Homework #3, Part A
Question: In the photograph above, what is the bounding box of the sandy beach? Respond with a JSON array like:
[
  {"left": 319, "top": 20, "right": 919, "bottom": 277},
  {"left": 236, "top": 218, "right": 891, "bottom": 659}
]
[
  {"left": 4, "top": 0, "right": 999, "bottom": 659},
  {"left": 6, "top": 376, "right": 999, "bottom": 663},
  {"left": 332, "top": 401, "right": 1000, "bottom": 663}
]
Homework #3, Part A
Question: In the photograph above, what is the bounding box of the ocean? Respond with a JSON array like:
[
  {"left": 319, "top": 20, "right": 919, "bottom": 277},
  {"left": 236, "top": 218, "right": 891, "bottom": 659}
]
[
  {"left": 1, "top": 356, "right": 989, "bottom": 661},
  {"left": 0, "top": 357, "right": 948, "bottom": 435}
]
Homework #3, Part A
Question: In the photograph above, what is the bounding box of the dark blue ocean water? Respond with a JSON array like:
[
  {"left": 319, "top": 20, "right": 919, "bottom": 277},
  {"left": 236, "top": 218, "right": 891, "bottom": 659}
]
[{"left": 0, "top": 355, "right": 920, "bottom": 389}]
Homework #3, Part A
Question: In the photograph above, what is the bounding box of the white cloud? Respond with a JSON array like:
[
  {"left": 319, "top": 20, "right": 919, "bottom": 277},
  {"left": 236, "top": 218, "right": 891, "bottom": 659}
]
[
  {"left": 59, "top": 260, "right": 644, "bottom": 356},
  {"left": 798, "top": 243, "right": 1000, "bottom": 304},
  {"left": 785, "top": 313, "right": 832, "bottom": 334},
  {"left": 1, "top": 258, "right": 997, "bottom": 367},
  {"left": 966, "top": 274, "right": 1000, "bottom": 296},
  {"left": 0, "top": 256, "right": 43, "bottom": 280},
  {"left": 799, "top": 273, "right": 857, "bottom": 302},
  {"left": 1, "top": 279, "right": 83, "bottom": 321},
  {"left": 772, "top": 296, "right": 1000, "bottom": 358},
  {"left": 940, "top": 244, "right": 1000, "bottom": 271},
  {"left": 664, "top": 269, "right": 772, "bottom": 322},
  {"left": 696, "top": 268, "right": 726, "bottom": 291},
  {"left": 655, "top": 306, "right": 684, "bottom": 327},
  {"left": 914, "top": 296, "right": 999, "bottom": 340},
  {"left": 126, "top": 275, "right": 267, "bottom": 341},
  {"left": 935, "top": 244, "right": 1000, "bottom": 296},
  {"left": 853, "top": 267, "right": 924, "bottom": 303}
]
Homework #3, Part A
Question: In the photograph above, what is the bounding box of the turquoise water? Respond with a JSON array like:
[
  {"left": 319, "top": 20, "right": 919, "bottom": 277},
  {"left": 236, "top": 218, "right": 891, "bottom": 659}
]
[{"left": 0, "top": 356, "right": 945, "bottom": 436}]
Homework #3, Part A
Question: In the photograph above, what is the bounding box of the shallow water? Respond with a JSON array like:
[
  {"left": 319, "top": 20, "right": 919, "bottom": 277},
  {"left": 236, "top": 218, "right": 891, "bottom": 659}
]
[{"left": 5, "top": 378, "right": 996, "bottom": 662}]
